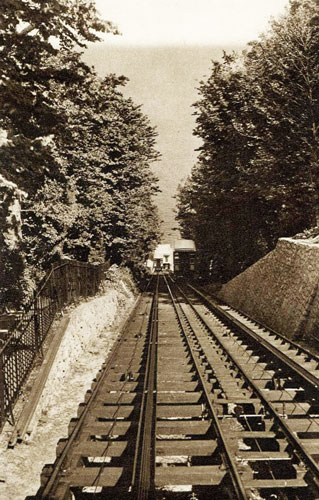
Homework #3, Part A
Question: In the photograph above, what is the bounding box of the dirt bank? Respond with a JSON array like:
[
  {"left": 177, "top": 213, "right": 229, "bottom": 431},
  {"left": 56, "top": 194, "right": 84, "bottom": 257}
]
[{"left": 0, "top": 265, "right": 138, "bottom": 500}]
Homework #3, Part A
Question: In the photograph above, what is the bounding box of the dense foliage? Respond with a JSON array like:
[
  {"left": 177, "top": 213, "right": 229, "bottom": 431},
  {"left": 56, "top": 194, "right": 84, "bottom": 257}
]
[
  {"left": 177, "top": 0, "right": 319, "bottom": 282},
  {"left": 0, "top": 0, "right": 160, "bottom": 307}
]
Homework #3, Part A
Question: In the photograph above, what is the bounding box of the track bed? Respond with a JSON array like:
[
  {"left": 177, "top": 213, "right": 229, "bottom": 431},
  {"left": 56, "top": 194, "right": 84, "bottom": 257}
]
[{"left": 30, "top": 276, "right": 319, "bottom": 500}]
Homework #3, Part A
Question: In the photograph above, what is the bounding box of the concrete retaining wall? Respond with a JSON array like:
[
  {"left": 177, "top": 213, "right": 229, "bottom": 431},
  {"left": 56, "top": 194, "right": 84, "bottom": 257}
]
[{"left": 218, "top": 237, "right": 319, "bottom": 340}]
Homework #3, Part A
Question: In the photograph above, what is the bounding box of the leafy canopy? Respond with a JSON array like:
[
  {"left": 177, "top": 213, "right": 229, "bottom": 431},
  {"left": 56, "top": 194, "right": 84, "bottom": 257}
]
[
  {"left": 0, "top": 1, "right": 160, "bottom": 306},
  {"left": 177, "top": 0, "right": 319, "bottom": 282}
]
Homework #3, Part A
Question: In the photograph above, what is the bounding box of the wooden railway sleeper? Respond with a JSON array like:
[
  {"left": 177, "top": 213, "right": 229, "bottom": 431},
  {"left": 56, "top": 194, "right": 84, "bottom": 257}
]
[
  {"left": 164, "top": 276, "right": 251, "bottom": 500},
  {"left": 31, "top": 287, "right": 155, "bottom": 500},
  {"left": 172, "top": 279, "right": 319, "bottom": 498},
  {"left": 191, "top": 286, "right": 319, "bottom": 392}
]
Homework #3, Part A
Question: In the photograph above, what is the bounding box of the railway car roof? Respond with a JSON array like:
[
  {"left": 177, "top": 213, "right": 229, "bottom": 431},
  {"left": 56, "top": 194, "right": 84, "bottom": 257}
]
[
  {"left": 174, "top": 239, "right": 196, "bottom": 252},
  {"left": 154, "top": 243, "right": 172, "bottom": 259}
]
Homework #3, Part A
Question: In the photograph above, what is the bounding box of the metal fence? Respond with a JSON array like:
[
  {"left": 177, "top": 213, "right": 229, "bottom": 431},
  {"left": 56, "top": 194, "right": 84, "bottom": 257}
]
[{"left": 0, "top": 259, "right": 109, "bottom": 429}]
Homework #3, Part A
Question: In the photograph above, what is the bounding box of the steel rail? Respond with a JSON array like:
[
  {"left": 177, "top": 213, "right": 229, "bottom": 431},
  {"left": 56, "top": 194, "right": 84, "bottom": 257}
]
[
  {"left": 36, "top": 286, "right": 152, "bottom": 500},
  {"left": 177, "top": 281, "right": 319, "bottom": 490},
  {"left": 189, "top": 285, "right": 319, "bottom": 390},
  {"left": 87, "top": 292, "right": 152, "bottom": 493},
  {"left": 163, "top": 275, "right": 249, "bottom": 500},
  {"left": 130, "top": 274, "right": 159, "bottom": 500}
]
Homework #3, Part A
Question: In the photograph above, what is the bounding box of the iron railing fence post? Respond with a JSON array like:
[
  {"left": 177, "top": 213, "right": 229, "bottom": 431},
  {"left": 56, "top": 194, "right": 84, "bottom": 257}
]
[
  {"left": 64, "top": 262, "right": 69, "bottom": 306},
  {"left": 0, "top": 352, "right": 5, "bottom": 428},
  {"left": 94, "top": 266, "right": 98, "bottom": 295},
  {"left": 68, "top": 262, "right": 74, "bottom": 303},
  {"left": 85, "top": 265, "right": 88, "bottom": 298},
  {"left": 33, "top": 291, "right": 41, "bottom": 353}
]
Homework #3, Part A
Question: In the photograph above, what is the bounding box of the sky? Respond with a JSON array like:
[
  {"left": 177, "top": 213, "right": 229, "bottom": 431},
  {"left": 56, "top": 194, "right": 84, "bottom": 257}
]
[
  {"left": 95, "top": 0, "right": 289, "bottom": 46},
  {"left": 85, "top": 1, "right": 290, "bottom": 242}
]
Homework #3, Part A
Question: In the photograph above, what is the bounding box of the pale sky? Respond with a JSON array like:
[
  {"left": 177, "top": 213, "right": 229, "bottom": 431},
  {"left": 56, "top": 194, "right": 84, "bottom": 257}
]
[
  {"left": 95, "top": 0, "right": 290, "bottom": 46},
  {"left": 89, "top": 0, "right": 291, "bottom": 240}
]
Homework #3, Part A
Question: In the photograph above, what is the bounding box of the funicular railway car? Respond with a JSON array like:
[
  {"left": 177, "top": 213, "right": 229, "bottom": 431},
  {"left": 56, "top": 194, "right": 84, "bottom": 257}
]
[
  {"left": 153, "top": 243, "right": 173, "bottom": 273},
  {"left": 152, "top": 239, "right": 196, "bottom": 276},
  {"left": 173, "top": 239, "right": 196, "bottom": 277}
]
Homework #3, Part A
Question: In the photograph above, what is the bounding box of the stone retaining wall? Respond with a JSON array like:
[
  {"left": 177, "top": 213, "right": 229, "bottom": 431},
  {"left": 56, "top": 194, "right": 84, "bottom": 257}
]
[{"left": 218, "top": 237, "right": 319, "bottom": 340}]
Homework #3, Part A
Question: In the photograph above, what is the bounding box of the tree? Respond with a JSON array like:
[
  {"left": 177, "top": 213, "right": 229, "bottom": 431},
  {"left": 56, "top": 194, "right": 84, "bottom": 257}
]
[
  {"left": 0, "top": 1, "right": 161, "bottom": 305},
  {"left": 245, "top": 0, "right": 319, "bottom": 228},
  {"left": 22, "top": 53, "right": 161, "bottom": 276},
  {"left": 0, "top": 175, "right": 26, "bottom": 307},
  {"left": 177, "top": 0, "right": 319, "bottom": 281},
  {"left": 0, "top": 1, "right": 117, "bottom": 304},
  {"left": 0, "top": 0, "right": 118, "bottom": 190},
  {"left": 177, "top": 53, "right": 266, "bottom": 280}
]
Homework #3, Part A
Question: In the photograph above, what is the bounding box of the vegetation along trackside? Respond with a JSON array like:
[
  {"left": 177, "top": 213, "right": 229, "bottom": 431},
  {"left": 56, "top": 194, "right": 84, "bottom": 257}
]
[
  {"left": 177, "top": 0, "right": 319, "bottom": 282},
  {"left": 0, "top": 0, "right": 161, "bottom": 309}
]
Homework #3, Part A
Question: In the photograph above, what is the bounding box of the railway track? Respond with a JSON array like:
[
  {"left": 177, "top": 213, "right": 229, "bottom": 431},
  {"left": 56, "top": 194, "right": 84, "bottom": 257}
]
[{"left": 30, "top": 275, "right": 319, "bottom": 500}]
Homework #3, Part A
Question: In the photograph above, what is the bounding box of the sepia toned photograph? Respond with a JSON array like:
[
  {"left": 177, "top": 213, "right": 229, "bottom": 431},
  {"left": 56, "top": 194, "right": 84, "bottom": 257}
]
[{"left": 1, "top": 1, "right": 319, "bottom": 499}]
